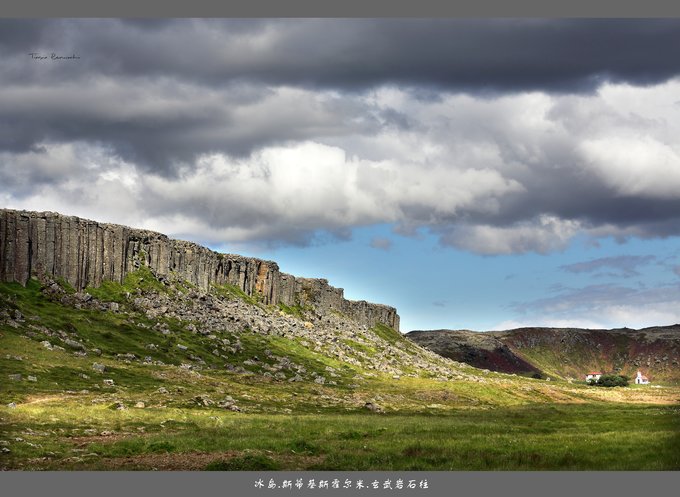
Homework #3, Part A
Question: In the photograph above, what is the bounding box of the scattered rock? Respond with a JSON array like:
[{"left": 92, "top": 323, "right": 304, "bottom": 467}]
[
  {"left": 217, "top": 396, "right": 241, "bottom": 411},
  {"left": 64, "top": 338, "right": 85, "bottom": 350},
  {"left": 157, "top": 387, "right": 169, "bottom": 394},
  {"left": 177, "top": 344, "right": 188, "bottom": 351},
  {"left": 103, "top": 379, "right": 115, "bottom": 386},
  {"left": 75, "top": 292, "right": 93, "bottom": 303},
  {"left": 1, "top": 447, "right": 10, "bottom": 454},
  {"left": 8, "top": 374, "right": 22, "bottom": 381},
  {"left": 41, "top": 341, "right": 53, "bottom": 350},
  {"left": 364, "top": 402, "right": 383, "bottom": 413},
  {"left": 194, "top": 395, "right": 214, "bottom": 407},
  {"left": 116, "top": 353, "right": 137, "bottom": 361},
  {"left": 27, "top": 375, "right": 37, "bottom": 382},
  {"left": 92, "top": 363, "right": 107, "bottom": 373},
  {"left": 7, "top": 403, "right": 17, "bottom": 409},
  {"left": 134, "top": 401, "right": 146, "bottom": 408}
]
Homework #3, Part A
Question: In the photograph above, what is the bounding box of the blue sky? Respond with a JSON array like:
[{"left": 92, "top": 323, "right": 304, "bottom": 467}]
[
  {"left": 224, "top": 228, "right": 680, "bottom": 331},
  {"left": 4, "top": 19, "right": 680, "bottom": 331}
]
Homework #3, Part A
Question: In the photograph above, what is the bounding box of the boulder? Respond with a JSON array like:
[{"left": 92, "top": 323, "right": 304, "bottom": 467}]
[
  {"left": 64, "top": 338, "right": 85, "bottom": 350},
  {"left": 92, "top": 363, "right": 107, "bottom": 373}
]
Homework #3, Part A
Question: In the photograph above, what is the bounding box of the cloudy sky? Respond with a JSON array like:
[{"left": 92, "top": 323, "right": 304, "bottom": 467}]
[{"left": 3, "top": 18, "right": 680, "bottom": 331}]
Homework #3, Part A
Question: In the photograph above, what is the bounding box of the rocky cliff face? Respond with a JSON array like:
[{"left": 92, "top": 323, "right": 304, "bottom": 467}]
[{"left": 0, "top": 209, "right": 399, "bottom": 330}]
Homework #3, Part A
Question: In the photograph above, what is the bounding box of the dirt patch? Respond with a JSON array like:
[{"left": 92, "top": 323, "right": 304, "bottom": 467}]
[
  {"left": 98, "top": 450, "right": 243, "bottom": 470},
  {"left": 21, "top": 394, "right": 69, "bottom": 405},
  {"left": 70, "top": 432, "right": 134, "bottom": 446},
  {"left": 88, "top": 450, "right": 326, "bottom": 470}
]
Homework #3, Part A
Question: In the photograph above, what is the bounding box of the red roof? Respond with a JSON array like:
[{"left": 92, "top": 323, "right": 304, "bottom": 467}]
[{"left": 587, "top": 372, "right": 602, "bottom": 375}]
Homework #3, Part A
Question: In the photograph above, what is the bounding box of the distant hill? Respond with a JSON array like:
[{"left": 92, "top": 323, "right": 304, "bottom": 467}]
[
  {"left": 407, "top": 326, "right": 680, "bottom": 383},
  {"left": 406, "top": 329, "right": 543, "bottom": 377}
]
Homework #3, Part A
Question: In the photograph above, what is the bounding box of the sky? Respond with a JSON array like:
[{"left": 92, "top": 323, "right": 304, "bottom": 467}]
[{"left": 3, "top": 18, "right": 680, "bottom": 331}]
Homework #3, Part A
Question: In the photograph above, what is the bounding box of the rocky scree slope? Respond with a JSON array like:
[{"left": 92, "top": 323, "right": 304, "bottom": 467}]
[{"left": 0, "top": 271, "right": 483, "bottom": 407}]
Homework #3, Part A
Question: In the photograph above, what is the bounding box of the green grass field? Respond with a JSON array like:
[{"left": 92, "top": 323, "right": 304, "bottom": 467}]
[{"left": 2, "top": 400, "right": 679, "bottom": 470}]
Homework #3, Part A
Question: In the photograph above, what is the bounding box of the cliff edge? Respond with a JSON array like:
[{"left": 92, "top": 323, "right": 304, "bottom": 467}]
[{"left": 0, "top": 208, "right": 399, "bottom": 330}]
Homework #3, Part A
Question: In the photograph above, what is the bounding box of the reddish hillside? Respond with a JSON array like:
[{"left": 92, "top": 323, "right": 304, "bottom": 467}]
[
  {"left": 408, "top": 326, "right": 680, "bottom": 384},
  {"left": 407, "top": 329, "right": 543, "bottom": 377}
]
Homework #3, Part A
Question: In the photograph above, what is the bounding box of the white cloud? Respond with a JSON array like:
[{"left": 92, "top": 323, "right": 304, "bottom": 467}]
[
  {"left": 580, "top": 136, "right": 680, "bottom": 198},
  {"left": 505, "top": 283, "right": 680, "bottom": 330},
  {"left": 4, "top": 79, "right": 680, "bottom": 253},
  {"left": 441, "top": 215, "right": 581, "bottom": 255},
  {"left": 491, "top": 318, "right": 606, "bottom": 331}
]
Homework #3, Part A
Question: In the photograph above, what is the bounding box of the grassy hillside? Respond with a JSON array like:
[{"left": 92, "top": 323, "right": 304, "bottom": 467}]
[
  {"left": 496, "top": 327, "right": 680, "bottom": 384},
  {"left": 2, "top": 273, "right": 680, "bottom": 470}
]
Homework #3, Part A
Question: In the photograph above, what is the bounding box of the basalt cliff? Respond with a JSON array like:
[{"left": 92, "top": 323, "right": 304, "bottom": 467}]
[{"left": 0, "top": 209, "right": 398, "bottom": 331}]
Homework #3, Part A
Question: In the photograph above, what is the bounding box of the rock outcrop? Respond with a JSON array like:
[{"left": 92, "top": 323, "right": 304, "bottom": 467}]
[{"left": 0, "top": 209, "right": 399, "bottom": 330}]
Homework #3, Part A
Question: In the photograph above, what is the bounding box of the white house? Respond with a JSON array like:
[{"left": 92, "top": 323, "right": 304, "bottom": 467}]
[
  {"left": 585, "top": 372, "right": 602, "bottom": 382},
  {"left": 635, "top": 371, "right": 650, "bottom": 385}
]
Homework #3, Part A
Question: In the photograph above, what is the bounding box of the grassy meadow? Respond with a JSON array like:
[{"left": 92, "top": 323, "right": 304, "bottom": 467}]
[{"left": 2, "top": 400, "right": 680, "bottom": 470}]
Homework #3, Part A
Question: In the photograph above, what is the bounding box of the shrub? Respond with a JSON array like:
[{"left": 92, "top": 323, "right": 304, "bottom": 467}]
[{"left": 594, "top": 374, "right": 629, "bottom": 387}]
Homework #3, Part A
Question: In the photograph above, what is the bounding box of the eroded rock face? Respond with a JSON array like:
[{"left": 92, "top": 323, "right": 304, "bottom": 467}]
[{"left": 0, "top": 209, "right": 399, "bottom": 330}]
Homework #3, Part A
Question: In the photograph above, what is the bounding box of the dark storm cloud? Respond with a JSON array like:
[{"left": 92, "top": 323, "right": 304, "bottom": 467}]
[
  {"left": 0, "top": 78, "right": 376, "bottom": 174},
  {"left": 2, "top": 17, "right": 680, "bottom": 175},
  {"left": 3, "top": 19, "right": 680, "bottom": 91}
]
